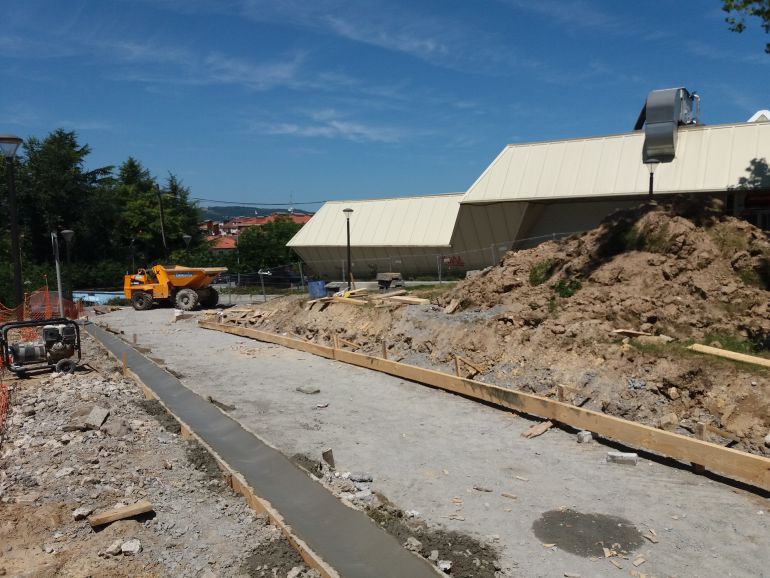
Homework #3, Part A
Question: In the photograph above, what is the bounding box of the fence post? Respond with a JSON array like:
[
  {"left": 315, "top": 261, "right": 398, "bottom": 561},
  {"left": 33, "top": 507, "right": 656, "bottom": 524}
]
[
  {"left": 298, "top": 262, "right": 305, "bottom": 291},
  {"left": 437, "top": 255, "right": 442, "bottom": 284}
]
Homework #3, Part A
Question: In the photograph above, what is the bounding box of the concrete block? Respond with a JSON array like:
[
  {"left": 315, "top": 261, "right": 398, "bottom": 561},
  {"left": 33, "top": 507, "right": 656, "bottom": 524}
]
[
  {"left": 577, "top": 431, "right": 593, "bottom": 444},
  {"left": 84, "top": 406, "right": 110, "bottom": 430},
  {"left": 607, "top": 451, "right": 638, "bottom": 465}
]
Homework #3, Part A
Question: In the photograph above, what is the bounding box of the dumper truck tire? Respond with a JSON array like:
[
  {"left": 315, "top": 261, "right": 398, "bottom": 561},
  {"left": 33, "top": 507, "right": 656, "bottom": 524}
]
[
  {"left": 175, "top": 288, "right": 199, "bottom": 311},
  {"left": 199, "top": 287, "right": 219, "bottom": 308},
  {"left": 131, "top": 291, "right": 153, "bottom": 311}
]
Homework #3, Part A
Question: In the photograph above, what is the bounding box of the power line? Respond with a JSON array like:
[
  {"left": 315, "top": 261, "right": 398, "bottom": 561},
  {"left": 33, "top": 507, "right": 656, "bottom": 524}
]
[{"left": 191, "top": 197, "right": 327, "bottom": 206}]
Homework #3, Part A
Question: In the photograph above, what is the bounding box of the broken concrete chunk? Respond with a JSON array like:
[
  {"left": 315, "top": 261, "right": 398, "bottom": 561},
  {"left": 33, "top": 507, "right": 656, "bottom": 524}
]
[
  {"left": 437, "top": 560, "right": 452, "bottom": 573},
  {"left": 429, "top": 550, "right": 439, "bottom": 561},
  {"left": 105, "top": 540, "right": 122, "bottom": 556},
  {"left": 607, "top": 451, "right": 638, "bottom": 466},
  {"left": 349, "top": 473, "right": 373, "bottom": 483},
  {"left": 84, "top": 406, "right": 110, "bottom": 430},
  {"left": 764, "top": 432, "right": 770, "bottom": 448},
  {"left": 121, "top": 539, "right": 142, "bottom": 555},
  {"left": 295, "top": 385, "right": 320, "bottom": 395},
  {"left": 404, "top": 536, "right": 422, "bottom": 552},
  {"left": 576, "top": 431, "right": 593, "bottom": 444},
  {"left": 72, "top": 506, "right": 93, "bottom": 521}
]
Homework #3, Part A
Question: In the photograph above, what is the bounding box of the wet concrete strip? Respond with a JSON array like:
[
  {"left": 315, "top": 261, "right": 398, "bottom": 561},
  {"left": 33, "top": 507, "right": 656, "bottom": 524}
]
[{"left": 86, "top": 323, "right": 439, "bottom": 578}]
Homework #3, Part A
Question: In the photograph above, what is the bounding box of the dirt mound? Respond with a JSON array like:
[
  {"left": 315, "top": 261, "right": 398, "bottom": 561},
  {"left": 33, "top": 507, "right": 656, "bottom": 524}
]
[{"left": 444, "top": 198, "right": 770, "bottom": 346}]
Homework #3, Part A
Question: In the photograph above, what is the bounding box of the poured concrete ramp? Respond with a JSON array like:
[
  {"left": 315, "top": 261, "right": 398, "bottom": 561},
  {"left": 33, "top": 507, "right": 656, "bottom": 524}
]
[{"left": 87, "top": 323, "right": 438, "bottom": 578}]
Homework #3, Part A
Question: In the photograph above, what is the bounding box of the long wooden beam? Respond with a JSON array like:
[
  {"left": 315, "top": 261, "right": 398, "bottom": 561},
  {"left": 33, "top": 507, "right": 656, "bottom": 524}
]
[
  {"left": 689, "top": 343, "right": 770, "bottom": 369},
  {"left": 199, "top": 321, "right": 770, "bottom": 493}
]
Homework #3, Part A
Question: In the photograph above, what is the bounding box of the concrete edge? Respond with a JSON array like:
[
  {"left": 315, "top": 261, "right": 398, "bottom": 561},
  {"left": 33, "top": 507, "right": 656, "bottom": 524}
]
[{"left": 86, "top": 323, "right": 342, "bottom": 578}]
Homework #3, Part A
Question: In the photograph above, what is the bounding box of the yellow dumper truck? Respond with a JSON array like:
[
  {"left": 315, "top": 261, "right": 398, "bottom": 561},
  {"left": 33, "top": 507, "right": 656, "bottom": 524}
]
[{"left": 124, "top": 265, "right": 227, "bottom": 311}]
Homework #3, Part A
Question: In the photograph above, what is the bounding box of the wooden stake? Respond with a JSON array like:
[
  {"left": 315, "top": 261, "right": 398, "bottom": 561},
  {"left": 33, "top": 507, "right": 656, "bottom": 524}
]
[
  {"left": 382, "top": 340, "right": 387, "bottom": 360},
  {"left": 122, "top": 352, "right": 127, "bottom": 376},
  {"left": 557, "top": 385, "right": 566, "bottom": 403},
  {"left": 693, "top": 422, "right": 707, "bottom": 474},
  {"left": 454, "top": 355, "right": 461, "bottom": 377},
  {"left": 88, "top": 500, "right": 153, "bottom": 528},
  {"left": 132, "top": 333, "right": 137, "bottom": 344}
]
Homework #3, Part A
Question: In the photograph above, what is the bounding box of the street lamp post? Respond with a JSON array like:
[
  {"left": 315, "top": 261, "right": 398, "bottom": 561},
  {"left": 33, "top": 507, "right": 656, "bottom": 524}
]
[
  {"left": 51, "top": 231, "right": 66, "bottom": 318},
  {"left": 61, "top": 230, "right": 74, "bottom": 300},
  {"left": 645, "top": 160, "right": 659, "bottom": 201},
  {"left": 183, "top": 234, "right": 192, "bottom": 259},
  {"left": 129, "top": 238, "right": 136, "bottom": 272},
  {"left": 343, "top": 208, "right": 353, "bottom": 290},
  {"left": 1, "top": 134, "right": 24, "bottom": 317}
]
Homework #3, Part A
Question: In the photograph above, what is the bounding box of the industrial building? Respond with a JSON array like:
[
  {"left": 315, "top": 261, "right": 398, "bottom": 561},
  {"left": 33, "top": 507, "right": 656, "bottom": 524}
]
[{"left": 289, "top": 91, "right": 770, "bottom": 279}]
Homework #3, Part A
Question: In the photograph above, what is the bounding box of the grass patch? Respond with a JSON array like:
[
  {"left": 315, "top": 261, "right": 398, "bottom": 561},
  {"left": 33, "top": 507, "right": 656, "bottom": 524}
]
[
  {"left": 409, "top": 282, "right": 457, "bottom": 300},
  {"left": 547, "top": 296, "right": 557, "bottom": 313},
  {"left": 622, "top": 222, "right": 672, "bottom": 253},
  {"left": 553, "top": 279, "right": 582, "bottom": 298},
  {"left": 737, "top": 267, "right": 762, "bottom": 287},
  {"left": 708, "top": 222, "right": 749, "bottom": 256},
  {"left": 106, "top": 296, "right": 131, "bottom": 306},
  {"left": 529, "top": 259, "right": 556, "bottom": 286}
]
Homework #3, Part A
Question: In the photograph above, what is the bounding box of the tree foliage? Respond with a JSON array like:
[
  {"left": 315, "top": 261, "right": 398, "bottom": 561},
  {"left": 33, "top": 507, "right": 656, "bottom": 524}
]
[
  {"left": 723, "top": 0, "right": 770, "bottom": 52},
  {"left": 237, "top": 217, "right": 304, "bottom": 271},
  {"left": 0, "top": 130, "right": 203, "bottom": 305}
]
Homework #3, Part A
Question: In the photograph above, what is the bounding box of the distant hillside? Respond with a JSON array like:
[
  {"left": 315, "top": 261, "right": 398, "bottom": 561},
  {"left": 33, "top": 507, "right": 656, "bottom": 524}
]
[{"left": 198, "top": 205, "right": 313, "bottom": 221}]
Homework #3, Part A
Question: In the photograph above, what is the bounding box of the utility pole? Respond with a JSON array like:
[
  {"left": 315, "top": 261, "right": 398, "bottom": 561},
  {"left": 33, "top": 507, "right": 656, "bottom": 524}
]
[{"left": 156, "top": 185, "right": 168, "bottom": 262}]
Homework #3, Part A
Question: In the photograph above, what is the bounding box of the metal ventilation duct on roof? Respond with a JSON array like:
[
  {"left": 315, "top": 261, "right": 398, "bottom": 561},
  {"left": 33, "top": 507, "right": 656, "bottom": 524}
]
[{"left": 634, "top": 87, "right": 698, "bottom": 164}]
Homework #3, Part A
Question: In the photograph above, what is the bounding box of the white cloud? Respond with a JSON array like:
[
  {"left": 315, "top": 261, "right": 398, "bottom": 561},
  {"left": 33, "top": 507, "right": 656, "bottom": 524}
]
[{"left": 251, "top": 109, "right": 402, "bottom": 143}]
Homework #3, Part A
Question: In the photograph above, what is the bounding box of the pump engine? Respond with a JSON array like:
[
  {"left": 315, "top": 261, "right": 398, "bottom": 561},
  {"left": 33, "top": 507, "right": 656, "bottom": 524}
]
[{"left": 0, "top": 318, "right": 81, "bottom": 375}]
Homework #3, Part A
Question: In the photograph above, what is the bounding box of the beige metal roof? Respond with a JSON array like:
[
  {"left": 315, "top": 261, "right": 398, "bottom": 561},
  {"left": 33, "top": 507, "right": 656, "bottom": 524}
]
[
  {"left": 462, "top": 121, "right": 770, "bottom": 204},
  {"left": 287, "top": 194, "right": 463, "bottom": 247}
]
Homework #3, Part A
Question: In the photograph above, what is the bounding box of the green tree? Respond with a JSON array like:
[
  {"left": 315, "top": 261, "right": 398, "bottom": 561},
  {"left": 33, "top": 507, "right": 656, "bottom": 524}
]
[
  {"left": 723, "top": 0, "right": 770, "bottom": 52},
  {"left": 237, "top": 216, "right": 303, "bottom": 271}
]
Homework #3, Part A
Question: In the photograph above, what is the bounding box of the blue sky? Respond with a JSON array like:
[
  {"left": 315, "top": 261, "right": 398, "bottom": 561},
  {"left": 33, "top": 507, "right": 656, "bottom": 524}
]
[{"left": 2, "top": 0, "right": 769, "bottom": 210}]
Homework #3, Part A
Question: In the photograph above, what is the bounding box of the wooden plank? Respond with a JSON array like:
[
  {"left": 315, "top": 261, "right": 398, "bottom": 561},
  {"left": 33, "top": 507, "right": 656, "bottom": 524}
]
[
  {"left": 199, "top": 321, "right": 770, "bottom": 492},
  {"left": 377, "top": 289, "right": 408, "bottom": 298},
  {"left": 688, "top": 343, "right": 770, "bottom": 369},
  {"left": 337, "top": 337, "right": 359, "bottom": 349},
  {"left": 444, "top": 299, "right": 460, "bottom": 314},
  {"left": 384, "top": 295, "right": 430, "bottom": 305},
  {"left": 88, "top": 500, "right": 154, "bottom": 527},
  {"left": 199, "top": 321, "right": 335, "bottom": 360},
  {"left": 331, "top": 297, "right": 368, "bottom": 306},
  {"left": 458, "top": 356, "right": 484, "bottom": 375}
]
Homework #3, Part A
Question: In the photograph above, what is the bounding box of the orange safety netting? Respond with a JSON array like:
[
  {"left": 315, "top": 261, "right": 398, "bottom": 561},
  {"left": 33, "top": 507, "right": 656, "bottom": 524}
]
[{"left": 0, "top": 287, "right": 83, "bottom": 436}]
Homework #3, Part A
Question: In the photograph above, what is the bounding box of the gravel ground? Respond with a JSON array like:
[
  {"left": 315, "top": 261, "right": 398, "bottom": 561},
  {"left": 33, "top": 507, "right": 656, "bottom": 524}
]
[
  {"left": 0, "top": 332, "right": 318, "bottom": 578},
  {"left": 97, "top": 307, "right": 770, "bottom": 578}
]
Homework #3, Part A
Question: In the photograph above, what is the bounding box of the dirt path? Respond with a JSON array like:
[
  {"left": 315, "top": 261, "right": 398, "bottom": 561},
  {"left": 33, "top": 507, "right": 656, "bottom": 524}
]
[{"left": 98, "top": 308, "right": 770, "bottom": 578}]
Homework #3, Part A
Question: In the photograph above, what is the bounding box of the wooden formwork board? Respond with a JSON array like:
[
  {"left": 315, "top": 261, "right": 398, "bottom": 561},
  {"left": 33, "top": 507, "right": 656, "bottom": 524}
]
[
  {"left": 95, "top": 331, "right": 341, "bottom": 578},
  {"left": 199, "top": 321, "right": 770, "bottom": 493}
]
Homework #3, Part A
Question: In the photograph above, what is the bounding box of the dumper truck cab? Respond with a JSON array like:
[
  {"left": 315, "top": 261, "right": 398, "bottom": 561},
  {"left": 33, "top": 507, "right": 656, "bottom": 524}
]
[{"left": 124, "top": 265, "right": 227, "bottom": 311}]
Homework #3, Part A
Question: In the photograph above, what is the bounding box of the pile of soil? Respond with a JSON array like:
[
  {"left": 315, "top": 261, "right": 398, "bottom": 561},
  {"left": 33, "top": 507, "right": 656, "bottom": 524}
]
[
  {"left": 208, "top": 199, "right": 770, "bottom": 456},
  {"left": 445, "top": 197, "right": 770, "bottom": 346}
]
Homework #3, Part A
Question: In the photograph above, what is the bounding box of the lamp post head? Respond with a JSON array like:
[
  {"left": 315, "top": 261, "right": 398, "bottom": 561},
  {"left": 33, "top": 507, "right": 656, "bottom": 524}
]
[
  {"left": 183, "top": 234, "right": 192, "bottom": 248},
  {"left": 61, "top": 229, "right": 75, "bottom": 244},
  {"left": 343, "top": 208, "right": 353, "bottom": 220},
  {"left": 0, "top": 134, "right": 23, "bottom": 159}
]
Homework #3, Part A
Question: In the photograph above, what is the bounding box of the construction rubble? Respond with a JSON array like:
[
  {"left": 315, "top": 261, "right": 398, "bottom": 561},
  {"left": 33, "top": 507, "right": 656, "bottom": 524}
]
[{"left": 0, "top": 334, "right": 318, "bottom": 578}]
